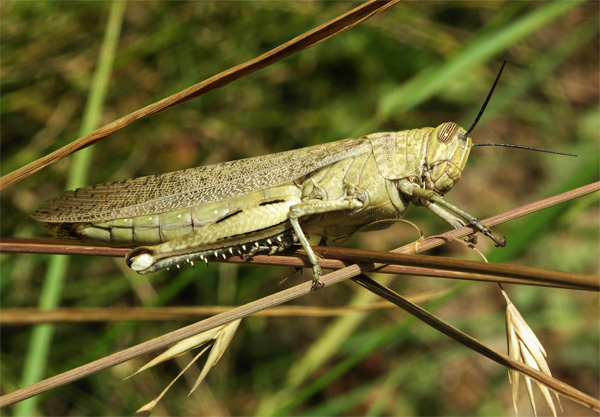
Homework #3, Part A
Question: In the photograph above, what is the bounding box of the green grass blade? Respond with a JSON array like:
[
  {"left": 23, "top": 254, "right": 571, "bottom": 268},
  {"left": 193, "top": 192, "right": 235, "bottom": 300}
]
[
  {"left": 377, "top": 0, "right": 585, "bottom": 123},
  {"left": 14, "top": 2, "right": 126, "bottom": 415}
]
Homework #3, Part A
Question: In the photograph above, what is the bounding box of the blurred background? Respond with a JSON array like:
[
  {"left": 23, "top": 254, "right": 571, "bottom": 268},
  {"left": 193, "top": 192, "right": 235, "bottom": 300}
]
[{"left": 1, "top": 1, "right": 598, "bottom": 415}]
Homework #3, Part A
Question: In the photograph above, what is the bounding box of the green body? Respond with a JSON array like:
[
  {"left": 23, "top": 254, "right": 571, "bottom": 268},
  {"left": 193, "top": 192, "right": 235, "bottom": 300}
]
[{"left": 29, "top": 122, "right": 502, "bottom": 285}]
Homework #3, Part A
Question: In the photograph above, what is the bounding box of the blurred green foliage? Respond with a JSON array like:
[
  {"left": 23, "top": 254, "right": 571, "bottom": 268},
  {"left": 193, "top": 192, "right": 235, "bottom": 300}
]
[{"left": 1, "top": 1, "right": 598, "bottom": 416}]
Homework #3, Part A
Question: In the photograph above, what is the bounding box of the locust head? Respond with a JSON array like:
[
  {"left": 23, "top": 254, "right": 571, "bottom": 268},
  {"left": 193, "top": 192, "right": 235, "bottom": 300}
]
[
  {"left": 417, "top": 61, "right": 507, "bottom": 197},
  {"left": 424, "top": 122, "right": 472, "bottom": 195}
]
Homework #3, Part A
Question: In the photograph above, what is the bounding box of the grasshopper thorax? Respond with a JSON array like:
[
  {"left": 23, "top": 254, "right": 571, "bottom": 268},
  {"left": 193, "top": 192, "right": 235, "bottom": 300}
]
[{"left": 423, "top": 122, "right": 472, "bottom": 195}]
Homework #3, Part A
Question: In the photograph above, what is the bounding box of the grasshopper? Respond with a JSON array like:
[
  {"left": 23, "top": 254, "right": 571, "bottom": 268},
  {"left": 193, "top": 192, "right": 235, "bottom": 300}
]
[{"left": 29, "top": 64, "right": 523, "bottom": 290}]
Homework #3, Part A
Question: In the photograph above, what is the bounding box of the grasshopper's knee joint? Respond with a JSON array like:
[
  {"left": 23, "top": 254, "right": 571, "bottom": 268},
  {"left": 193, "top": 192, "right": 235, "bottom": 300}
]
[
  {"left": 127, "top": 248, "right": 155, "bottom": 273},
  {"left": 289, "top": 206, "right": 300, "bottom": 220}
]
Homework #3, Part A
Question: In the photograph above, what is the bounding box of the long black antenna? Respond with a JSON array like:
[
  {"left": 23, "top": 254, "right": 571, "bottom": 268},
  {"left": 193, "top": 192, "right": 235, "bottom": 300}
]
[
  {"left": 472, "top": 142, "right": 577, "bottom": 157},
  {"left": 467, "top": 61, "right": 577, "bottom": 157},
  {"left": 461, "top": 60, "right": 507, "bottom": 140}
]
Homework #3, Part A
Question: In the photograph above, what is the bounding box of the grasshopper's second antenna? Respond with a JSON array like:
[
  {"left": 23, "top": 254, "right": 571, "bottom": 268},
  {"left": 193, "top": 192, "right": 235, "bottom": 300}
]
[
  {"left": 472, "top": 142, "right": 577, "bottom": 157},
  {"left": 461, "top": 60, "right": 507, "bottom": 139},
  {"left": 467, "top": 60, "right": 577, "bottom": 158}
]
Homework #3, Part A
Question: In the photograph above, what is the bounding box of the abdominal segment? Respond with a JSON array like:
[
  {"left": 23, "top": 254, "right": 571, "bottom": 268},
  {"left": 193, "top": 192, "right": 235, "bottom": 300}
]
[{"left": 42, "top": 184, "right": 302, "bottom": 247}]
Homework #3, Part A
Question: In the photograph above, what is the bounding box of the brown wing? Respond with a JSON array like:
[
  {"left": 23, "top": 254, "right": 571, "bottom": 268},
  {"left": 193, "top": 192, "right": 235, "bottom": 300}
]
[{"left": 28, "top": 137, "right": 372, "bottom": 223}]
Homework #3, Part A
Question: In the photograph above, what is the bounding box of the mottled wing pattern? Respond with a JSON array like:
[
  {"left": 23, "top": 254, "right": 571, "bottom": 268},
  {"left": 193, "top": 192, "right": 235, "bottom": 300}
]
[{"left": 29, "top": 137, "right": 372, "bottom": 223}]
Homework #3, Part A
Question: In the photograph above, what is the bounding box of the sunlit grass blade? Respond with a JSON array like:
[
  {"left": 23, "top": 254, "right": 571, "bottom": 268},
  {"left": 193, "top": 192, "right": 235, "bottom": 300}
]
[{"left": 13, "top": 2, "right": 126, "bottom": 416}]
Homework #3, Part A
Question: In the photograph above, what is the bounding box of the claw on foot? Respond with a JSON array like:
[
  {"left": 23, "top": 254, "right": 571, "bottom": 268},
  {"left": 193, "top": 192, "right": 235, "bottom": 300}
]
[
  {"left": 482, "top": 228, "right": 506, "bottom": 247},
  {"left": 310, "top": 279, "right": 325, "bottom": 292},
  {"left": 469, "top": 218, "right": 506, "bottom": 248},
  {"left": 495, "top": 235, "right": 507, "bottom": 247},
  {"left": 310, "top": 264, "right": 324, "bottom": 292}
]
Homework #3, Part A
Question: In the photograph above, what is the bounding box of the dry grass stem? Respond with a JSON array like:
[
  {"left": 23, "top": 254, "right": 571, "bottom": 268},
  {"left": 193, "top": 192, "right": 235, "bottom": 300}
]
[
  {"left": 350, "top": 274, "right": 600, "bottom": 412},
  {"left": 2, "top": 238, "right": 593, "bottom": 291},
  {"left": 1, "top": 182, "right": 596, "bottom": 407},
  {"left": 1, "top": 300, "right": 418, "bottom": 325},
  {"left": 2, "top": 183, "right": 597, "bottom": 304},
  {"left": 0, "top": 269, "right": 325, "bottom": 407},
  {"left": 0, "top": 0, "right": 600, "bottom": 415},
  {"left": 0, "top": 0, "right": 401, "bottom": 191}
]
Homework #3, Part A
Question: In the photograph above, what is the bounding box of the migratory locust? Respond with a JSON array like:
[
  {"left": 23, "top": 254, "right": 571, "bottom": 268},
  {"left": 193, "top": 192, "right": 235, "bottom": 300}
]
[{"left": 29, "top": 63, "right": 569, "bottom": 289}]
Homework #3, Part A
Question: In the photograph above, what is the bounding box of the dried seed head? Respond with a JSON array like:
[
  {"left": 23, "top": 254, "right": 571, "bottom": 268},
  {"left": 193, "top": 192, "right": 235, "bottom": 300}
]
[{"left": 504, "top": 290, "right": 561, "bottom": 417}]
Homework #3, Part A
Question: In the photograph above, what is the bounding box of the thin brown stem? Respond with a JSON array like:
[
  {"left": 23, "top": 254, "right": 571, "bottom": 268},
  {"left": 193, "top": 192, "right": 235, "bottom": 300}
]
[
  {"left": 1, "top": 182, "right": 598, "bottom": 407},
  {"left": 0, "top": 301, "right": 411, "bottom": 324},
  {"left": 0, "top": 0, "right": 402, "bottom": 191},
  {"left": 351, "top": 274, "right": 600, "bottom": 412},
  {"left": 3, "top": 182, "right": 598, "bottom": 292}
]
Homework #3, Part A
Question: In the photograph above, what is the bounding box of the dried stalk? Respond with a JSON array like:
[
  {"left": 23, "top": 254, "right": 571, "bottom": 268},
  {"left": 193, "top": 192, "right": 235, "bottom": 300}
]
[
  {"left": 1, "top": 181, "right": 597, "bottom": 407},
  {"left": 1, "top": 301, "right": 407, "bottom": 324},
  {"left": 3, "top": 181, "right": 597, "bottom": 292},
  {"left": 1, "top": 0, "right": 596, "bottom": 410},
  {"left": 351, "top": 274, "right": 600, "bottom": 412},
  {"left": 0, "top": 0, "right": 401, "bottom": 190}
]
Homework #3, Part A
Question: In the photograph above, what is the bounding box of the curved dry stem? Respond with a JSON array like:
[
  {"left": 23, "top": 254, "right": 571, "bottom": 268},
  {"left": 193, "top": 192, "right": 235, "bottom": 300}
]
[
  {"left": 351, "top": 274, "right": 600, "bottom": 412},
  {"left": 1, "top": 181, "right": 598, "bottom": 408},
  {"left": 4, "top": 181, "right": 597, "bottom": 291},
  {"left": 0, "top": 0, "right": 401, "bottom": 191}
]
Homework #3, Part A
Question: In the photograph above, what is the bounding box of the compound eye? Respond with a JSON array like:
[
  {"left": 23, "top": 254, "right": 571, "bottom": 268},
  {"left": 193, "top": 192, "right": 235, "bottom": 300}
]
[{"left": 438, "top": 122, "right": 458, "bottom": 143}]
